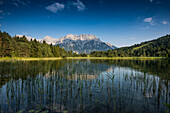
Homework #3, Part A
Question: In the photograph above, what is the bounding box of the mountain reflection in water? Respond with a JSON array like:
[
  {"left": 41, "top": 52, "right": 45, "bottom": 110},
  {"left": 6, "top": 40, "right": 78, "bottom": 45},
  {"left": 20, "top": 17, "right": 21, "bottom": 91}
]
[{"left": 0, "top": 59, "right": 169, "bottom": 113}]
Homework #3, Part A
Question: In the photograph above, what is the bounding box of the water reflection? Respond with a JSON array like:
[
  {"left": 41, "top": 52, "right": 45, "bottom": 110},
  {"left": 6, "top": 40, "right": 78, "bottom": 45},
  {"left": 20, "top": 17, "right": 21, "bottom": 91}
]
[{"left": 0, "top": 59, "right": 169, "bottom": 113}]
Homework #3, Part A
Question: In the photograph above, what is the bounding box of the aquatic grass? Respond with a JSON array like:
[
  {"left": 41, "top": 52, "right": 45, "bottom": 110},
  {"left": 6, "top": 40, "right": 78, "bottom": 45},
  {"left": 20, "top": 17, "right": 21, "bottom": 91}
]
[
  {"left": 164, "top": 103, "right": 170, "bottom": 113},
  {"left": 29, "top": 109, "right": 35, "bottom": 113},
  {"left": 6, "top": 99, "right": 13, "bottom": 113},
  {"left": 107, "top": 72, "right": 116, "bottom": 81},
  {"left": 38, "top": 87, "right": 44, "bottom": 95},
  {"left": 106, "top": 71, "right": 117, "bottom": 97},
  {"left": 0, "top": 59, "right": 169, "bottom": 113},
  {"left": 17, "top": 109, "right": 24, "bottom": 113},
  {"left": 63, "top": 110, "right": 68, "bottom": 113}
]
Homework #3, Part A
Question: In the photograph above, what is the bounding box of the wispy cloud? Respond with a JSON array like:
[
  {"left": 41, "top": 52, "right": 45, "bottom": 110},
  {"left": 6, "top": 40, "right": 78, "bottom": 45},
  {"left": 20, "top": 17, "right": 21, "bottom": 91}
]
[
  {"left": 22, "top": 32, "right": 28, "bottom": 35},
  {"left": 162, "top": 21, "right": 168, "bottom": 25},
  {"left": 144, "top": 17, "right": 152, "bottom": 22},
  {"left": 21, "top": 1, "right": 27, "bottom": 5},
  {"left": 0, "top": 10, "right": 3, "bottom": 13},
  {"left": 150, "top": 0, "right": 161, "bottom": 4},
  {"left": 46, "top": 3, "right": 65, "bottom": 13},
  {"left": 0, "top": 1, "right": 3, "bottom": 5},
  {"left": 129, "top": 37, "right": 137, "bottom": 40},
  {"left": 1, "top": 0, "right": 29, "bottom": 8},
  {"left": 73, "top": 0, "right": 86, "bottom": 11},
  {"left": 150, "top": 0, "right": 153, "bottom": 2},
  {"left": 143, "top": 17, "right": 156, "bottom": 25},
  {"left": 13, "top": 3, "right": 19, "bottom": 7},
  {"left": 7, "top": 12, "right": 11, "bottom": 15},
  {"left": 16, "top": 0, "right": 27, "bottom": 5},
  {"left": 0, "top": 24, "right": 1, "bottom": 27},
  {"left": 142, "top": 26, "right": 150, "bottom": 30},
  {"left": 99, "top": 0, "right": 104, "bottom": 5},
  {"left": 156, "top": 1, "right": 161, "bottom": 4}
]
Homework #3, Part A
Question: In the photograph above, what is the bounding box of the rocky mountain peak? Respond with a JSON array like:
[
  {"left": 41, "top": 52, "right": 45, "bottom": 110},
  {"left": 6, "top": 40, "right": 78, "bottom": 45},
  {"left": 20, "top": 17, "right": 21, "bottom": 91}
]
[
  {"left": 64, "top": 34, "right": 78, "bottom": 40},
  {"left": 43, "top": 36, "right": 53, "bottom": 39},
  {"left": 79, "top": 34, "right": 99, "bottom": 40},
  {"left": 16, "top": 34, "right": 117, "bottom": 54},
  {"left": 61, "top": 34, "right": 99, "bottom": 41}
]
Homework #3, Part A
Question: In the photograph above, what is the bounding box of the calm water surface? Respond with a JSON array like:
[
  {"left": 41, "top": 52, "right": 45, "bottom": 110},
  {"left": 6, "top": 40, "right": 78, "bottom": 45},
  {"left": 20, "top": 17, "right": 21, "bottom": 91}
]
[{"left": 0, "top": 59, "right": 169, "bottom": 113}]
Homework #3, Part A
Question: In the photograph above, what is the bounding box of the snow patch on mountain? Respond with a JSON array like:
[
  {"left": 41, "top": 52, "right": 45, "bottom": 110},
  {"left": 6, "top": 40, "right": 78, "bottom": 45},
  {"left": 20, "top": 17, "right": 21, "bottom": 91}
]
[
  {"left": 16, "top": 35, "right": 35, "bottom": 41},
  {"left": 16, "top": 34, "right": 117, "bottom": 54}
]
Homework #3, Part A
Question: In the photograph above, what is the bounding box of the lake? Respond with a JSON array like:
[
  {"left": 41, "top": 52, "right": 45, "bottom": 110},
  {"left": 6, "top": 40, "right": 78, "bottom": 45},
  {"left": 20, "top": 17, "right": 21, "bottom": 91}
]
[{"left": 0, "top": 59, "right": 169, "bottom": 113}]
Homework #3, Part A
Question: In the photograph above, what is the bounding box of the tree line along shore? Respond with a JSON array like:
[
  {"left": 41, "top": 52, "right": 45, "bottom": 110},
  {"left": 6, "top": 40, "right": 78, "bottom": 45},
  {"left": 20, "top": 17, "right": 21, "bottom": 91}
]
[{"left": 0, "top": 30, "right": 169, "bottom": 59}]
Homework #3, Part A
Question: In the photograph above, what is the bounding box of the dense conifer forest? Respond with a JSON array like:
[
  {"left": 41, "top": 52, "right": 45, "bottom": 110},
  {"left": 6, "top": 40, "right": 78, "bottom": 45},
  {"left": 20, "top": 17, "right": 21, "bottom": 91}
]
[
  {"left": 90, "top": 35, "right": 170, "bottom": 57},
  {"left": 0, "top": 30, "right": 169, "bottom": 58},
  {"left": 0, "top": 31, "right": 75, "bottom": 57}
]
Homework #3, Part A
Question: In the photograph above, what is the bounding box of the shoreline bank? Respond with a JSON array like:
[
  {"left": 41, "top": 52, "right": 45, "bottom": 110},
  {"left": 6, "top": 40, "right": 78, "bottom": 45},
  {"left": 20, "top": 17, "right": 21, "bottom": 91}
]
[{"left": 0, "top": 57, "right": 167, "bottom": 61}]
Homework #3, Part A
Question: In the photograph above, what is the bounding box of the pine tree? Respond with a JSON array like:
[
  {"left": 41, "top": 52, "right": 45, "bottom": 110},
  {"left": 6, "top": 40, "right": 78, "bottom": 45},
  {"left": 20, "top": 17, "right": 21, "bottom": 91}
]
[{"left": 56, "top": 45, "right": 60, "bottom": 57}]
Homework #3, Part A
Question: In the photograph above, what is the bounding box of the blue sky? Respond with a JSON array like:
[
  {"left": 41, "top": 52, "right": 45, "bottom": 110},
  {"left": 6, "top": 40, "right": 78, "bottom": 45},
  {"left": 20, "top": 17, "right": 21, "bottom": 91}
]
[{"left": 0, "top": 0, "right": 170, "bottom": 47}]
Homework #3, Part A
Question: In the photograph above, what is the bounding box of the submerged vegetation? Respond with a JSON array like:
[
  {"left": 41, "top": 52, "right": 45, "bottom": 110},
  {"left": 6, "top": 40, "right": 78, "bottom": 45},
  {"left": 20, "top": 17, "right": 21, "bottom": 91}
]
[{"left": 0, "top": 59, "right": 169, "bottom": 112}]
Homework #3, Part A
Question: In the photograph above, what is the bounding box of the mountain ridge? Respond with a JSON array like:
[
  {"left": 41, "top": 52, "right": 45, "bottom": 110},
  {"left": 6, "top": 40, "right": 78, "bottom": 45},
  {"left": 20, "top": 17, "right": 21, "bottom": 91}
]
[
  {"left": 16, "top": 34, "right": 117, "bottom": 54},
  {"left": 90, "top": 35, "right": 170, "bottom": 57}
]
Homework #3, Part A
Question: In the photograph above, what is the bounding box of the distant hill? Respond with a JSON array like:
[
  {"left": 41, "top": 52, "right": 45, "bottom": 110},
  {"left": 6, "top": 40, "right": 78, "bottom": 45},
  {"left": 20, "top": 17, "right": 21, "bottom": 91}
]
[
  {"left": 90, "top": 35, "right": 170, "bottom": 57},
  {"left": 17, "top": 34, "right": 117, "bottom": 54}
]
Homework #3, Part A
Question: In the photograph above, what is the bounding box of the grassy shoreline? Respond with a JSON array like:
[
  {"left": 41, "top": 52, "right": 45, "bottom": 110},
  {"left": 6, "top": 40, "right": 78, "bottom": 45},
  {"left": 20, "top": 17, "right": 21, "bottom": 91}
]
[
  {"left": 66, "top": 57, "right": 167, "bottom": 60},
  {"left": 0, "top": 57, "right": 167, "bottom": 61}
]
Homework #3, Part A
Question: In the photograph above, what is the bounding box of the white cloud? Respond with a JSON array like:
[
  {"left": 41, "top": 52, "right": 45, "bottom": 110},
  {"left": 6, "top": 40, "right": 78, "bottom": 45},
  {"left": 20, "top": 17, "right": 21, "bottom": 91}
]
[
  {"left": 144, "top": 17, "right": 152, "bottom": 22},
  {"left": 0, "top": 24, "right": 1, "bottom": 27},
  {"left": 46, "top": 3, "right": 65, "bottom": 13},
  {"left": 73, "top": 0, "right": 86, "bottom": 11},
  {"left": 143, "top": 17, "right": 156, "bottom": 25},
  {"left": 162, "top": 21, "right": 168, "bottom": 25}
]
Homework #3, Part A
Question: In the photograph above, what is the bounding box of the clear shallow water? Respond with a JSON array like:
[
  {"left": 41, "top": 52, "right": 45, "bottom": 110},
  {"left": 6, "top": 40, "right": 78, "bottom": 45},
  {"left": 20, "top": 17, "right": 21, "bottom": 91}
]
[{"left": 0, "top": 59, "right": 169, "bottom": 113}]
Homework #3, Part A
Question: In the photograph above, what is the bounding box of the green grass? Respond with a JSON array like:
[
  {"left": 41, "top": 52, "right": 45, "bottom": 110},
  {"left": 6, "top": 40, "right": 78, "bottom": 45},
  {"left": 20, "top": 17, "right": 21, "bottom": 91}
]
[
  {"left": 66, "top": 57, "right": 166, "bottom": 60},
  {"left": 0, "top": 57, "right": 166, "bottom": 61},
  {"left": 0, "top": 57, "right": 63, "bottom": 61}
]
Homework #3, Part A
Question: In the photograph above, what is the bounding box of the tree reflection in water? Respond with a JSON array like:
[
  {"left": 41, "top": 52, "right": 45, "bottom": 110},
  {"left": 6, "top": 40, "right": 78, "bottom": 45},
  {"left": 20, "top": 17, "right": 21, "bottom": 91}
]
[{"left": 0, "top": 59, "right": 169, "bottom": 113}]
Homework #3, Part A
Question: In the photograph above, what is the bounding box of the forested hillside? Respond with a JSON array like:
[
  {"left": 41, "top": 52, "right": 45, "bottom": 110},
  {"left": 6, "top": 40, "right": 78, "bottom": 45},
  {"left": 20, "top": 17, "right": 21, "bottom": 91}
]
[
  {"left": 0, "top": 31, "right": 73, "bottom": 57},
  {"left": 0, "top": 30, "right": 169, "bottom": 58},
  {"left": 90, "top": 35, "right": 170, "bottom": 57}
]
